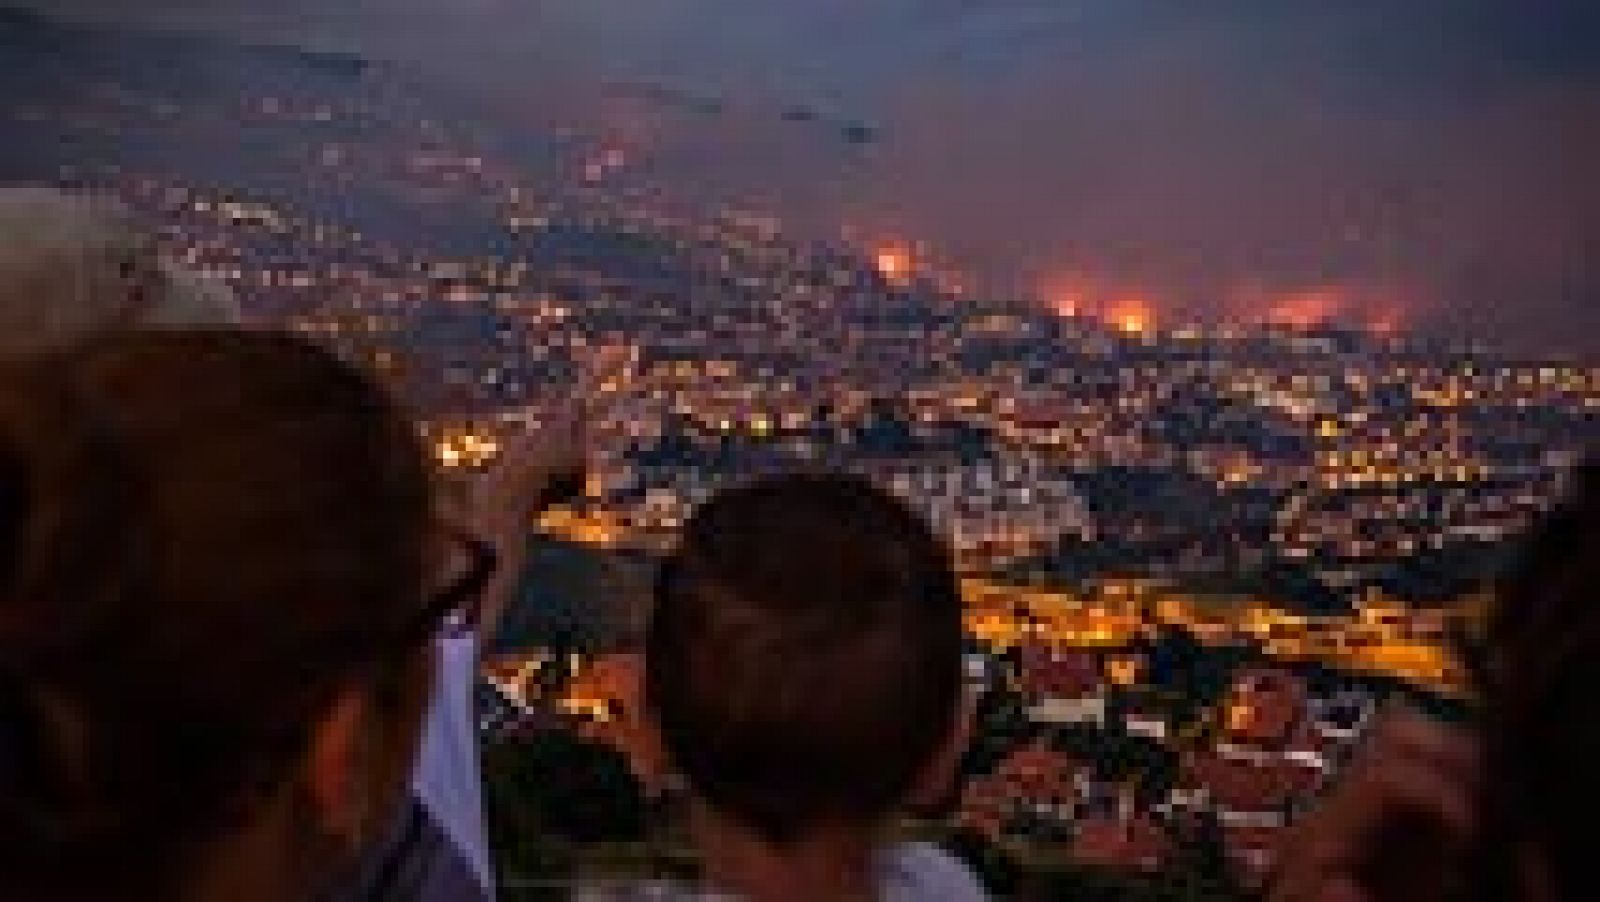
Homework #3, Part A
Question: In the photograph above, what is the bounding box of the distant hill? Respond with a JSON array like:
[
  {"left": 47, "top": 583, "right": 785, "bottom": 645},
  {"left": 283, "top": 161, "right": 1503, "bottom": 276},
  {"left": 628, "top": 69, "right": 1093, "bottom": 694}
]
[
  {"left": 0, "top": 6, "right": 374, "bottom": 87},
  {"left": 0, "top": 4, "right": 548, "bottom": 245}
]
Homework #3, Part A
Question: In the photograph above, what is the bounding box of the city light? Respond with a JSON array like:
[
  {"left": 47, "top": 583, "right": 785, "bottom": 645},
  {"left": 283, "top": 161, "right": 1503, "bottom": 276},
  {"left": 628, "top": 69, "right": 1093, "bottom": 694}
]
[{"left": 23, "top": 20, "right": 1591, "bottom": 890}]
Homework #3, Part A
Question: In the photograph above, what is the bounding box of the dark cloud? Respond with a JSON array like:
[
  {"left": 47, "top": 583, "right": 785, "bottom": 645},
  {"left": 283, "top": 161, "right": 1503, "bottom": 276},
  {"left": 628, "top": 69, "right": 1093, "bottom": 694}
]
[{"left": 12, "top": 0, "right": 1599, "bottom": 355}]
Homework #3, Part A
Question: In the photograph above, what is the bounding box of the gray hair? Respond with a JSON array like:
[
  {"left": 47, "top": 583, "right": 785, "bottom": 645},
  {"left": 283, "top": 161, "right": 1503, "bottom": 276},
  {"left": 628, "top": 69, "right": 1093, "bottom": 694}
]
[{"left": 0, "top": 185, "right": 239, "bottom": 357}]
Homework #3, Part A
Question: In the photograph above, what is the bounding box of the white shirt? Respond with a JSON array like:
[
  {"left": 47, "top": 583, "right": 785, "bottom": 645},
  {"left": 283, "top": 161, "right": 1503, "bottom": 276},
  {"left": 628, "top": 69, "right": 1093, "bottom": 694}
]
[
  {"left": 410, "top": 623, "right": 496, "bottom": 897},
  {"left": 330, "top": 623, "right": 495, "bottom": 902},
  {"left": 574, "top": 842, "right": 991, "bottom": 901}
]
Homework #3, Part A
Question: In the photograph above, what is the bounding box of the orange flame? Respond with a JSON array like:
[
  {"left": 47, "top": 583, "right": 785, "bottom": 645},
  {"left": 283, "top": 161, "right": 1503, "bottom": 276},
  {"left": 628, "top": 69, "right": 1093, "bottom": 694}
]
[
  {"left": 1039, "top": 274, "right": 1160, "bottom": 332},
  {"left": 1107, "top": 295, "right": 1155, "bottom": 336},
  {"left": 1267, "top": 288, "right": 1345, "bottom": 329},
  {"left": 874, "top": 244, "right": 914, "bottom": 284},
  {"left": 1046, "top": 283, "right": 1087, "bottom": 318}
]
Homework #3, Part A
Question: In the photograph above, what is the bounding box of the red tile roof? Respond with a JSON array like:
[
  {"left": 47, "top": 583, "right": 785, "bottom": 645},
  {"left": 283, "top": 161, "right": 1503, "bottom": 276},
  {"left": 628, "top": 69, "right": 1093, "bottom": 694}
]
[
  {"left": 992, "top": 741, "right": 1081, "bottom": 803},
  {"left": 1072, "top": 815, "right": 1170, "bottom": 872},
  {"left": 1184, "top": 751, "right": 1320, "bottom": 812},
  {"left": 1019, "top": 648, "right": 1103, "bottom": 698}
]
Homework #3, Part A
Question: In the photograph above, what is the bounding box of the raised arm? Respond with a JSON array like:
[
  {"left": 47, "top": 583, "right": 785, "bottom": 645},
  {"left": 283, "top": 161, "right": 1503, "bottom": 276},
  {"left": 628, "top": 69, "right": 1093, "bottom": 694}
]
[{"left": 455, "top": 410, "right": 587, "bottom": 647}]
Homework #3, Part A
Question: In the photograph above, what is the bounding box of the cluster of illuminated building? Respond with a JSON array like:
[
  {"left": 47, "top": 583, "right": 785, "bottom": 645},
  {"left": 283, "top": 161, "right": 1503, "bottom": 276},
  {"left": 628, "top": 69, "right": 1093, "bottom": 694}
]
[{"left": 26, "top": 69, "right": 1598, "bottom": 886}]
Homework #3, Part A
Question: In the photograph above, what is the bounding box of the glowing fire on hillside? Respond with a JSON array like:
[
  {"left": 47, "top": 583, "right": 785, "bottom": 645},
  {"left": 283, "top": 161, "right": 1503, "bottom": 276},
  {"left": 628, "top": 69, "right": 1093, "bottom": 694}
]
[
  {"left": 874, "top": 243, "right": 914, "bottom": 284},
  {"left": 1108, "top": 296, "right": 1155, "bottom": 336},
  {"left": 1037, "top": 273, "right": 1415, "bottom": 337},
  {"left": 1266, "top": 288, "right": 1345, "bottom": 329}
]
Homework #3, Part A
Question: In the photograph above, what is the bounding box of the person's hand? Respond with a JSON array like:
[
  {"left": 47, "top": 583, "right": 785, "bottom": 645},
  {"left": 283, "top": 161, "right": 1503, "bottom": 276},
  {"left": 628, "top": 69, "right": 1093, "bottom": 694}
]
[
  {"left": 454, "top": 407, "right": 588, "bottom": 640},
  {"left": 464, "top": 408, "right": 587, "bottom": 543},
  {"left": 1270, "top": 706, "right": 1480, "bottom": 902}
]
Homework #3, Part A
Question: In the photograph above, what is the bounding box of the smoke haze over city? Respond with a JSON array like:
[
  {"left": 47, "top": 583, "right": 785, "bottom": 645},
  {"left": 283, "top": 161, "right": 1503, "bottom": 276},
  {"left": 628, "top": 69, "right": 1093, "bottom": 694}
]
[
  {"left": 8, "top": 5, "right": 1600, "bottom": 896},
  {"left": 18, "top": 0, "right": 1600, "bottom": 356}
]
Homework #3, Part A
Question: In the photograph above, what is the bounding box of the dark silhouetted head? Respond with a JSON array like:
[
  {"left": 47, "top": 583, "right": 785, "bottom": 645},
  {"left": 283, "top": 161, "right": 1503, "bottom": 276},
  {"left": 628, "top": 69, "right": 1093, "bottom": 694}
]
[
  {"left": 1482, "top": 459, "right": 1600, "bottom": 901},
  {"left": 0, "top": 330, "right": 436, "bottom": 900},
  {"left": 646, "top": 473, "right": 964, "bottom": 846}
]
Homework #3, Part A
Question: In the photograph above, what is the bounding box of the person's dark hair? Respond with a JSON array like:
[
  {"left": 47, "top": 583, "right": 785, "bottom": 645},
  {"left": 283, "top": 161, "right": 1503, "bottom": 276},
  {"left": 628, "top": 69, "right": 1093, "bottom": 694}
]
[
  {"left": 1479, "top": 458, "right": 1600, "bottom": 901},
  {"left": 646, "top": 473, "right": 964, "bottom": 846},
  {"left": 0, "top": 330, "right": 434, "bottom": 898}
]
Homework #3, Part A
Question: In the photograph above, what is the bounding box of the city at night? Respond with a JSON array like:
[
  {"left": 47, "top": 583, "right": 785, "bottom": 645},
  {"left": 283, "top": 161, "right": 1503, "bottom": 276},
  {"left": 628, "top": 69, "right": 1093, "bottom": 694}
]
[{"left": 0, "top": 2, "right": 1596, "bottom": 900}]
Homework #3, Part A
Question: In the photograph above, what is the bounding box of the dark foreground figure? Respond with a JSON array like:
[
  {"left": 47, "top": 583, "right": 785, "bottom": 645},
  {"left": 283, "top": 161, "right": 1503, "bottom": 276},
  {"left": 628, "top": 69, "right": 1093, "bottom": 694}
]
[
  {"left": 0, "top": 330, "right": 445, "bottom": 901},
  {"left": 1273, "top": 461, "right": 1600, "bottom": 902},
  {"left": 586, "top": 474, "right": 989, "bottom": 901}
]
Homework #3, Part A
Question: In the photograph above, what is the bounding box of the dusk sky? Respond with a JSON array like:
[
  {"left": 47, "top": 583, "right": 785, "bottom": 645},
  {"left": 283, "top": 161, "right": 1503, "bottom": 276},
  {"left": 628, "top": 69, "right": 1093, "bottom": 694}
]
[{"left": 16, "top": 0, "right": 1600, "bottom": 356}]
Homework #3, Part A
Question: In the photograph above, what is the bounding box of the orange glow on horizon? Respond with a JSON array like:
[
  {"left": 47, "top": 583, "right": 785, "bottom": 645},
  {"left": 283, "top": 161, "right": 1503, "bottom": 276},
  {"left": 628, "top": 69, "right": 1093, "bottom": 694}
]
[
  {"left": 1108, "top": 296, "right": 1155, "bottom": 336},
  {"left": 1267, "top": 288, "right": 1345, "bottom": 329},
  {"left": 1118, "top": 312, "right": 1150, "bottom": 335},
  {"left": 1048, "top": 287, "right": 1085, "bottom": 318},
  {"left": 1234, "top": 281, "right": 1417, "bottom": 338},
  {"left": 1035, "top": 277, "right": 1416, "bottom": 338},
  {"left": 1367, "top": 309, "right": 1403, "bottom": 338},
  {"left": 875, "top": 244, "right": 914, "bottom": 283},
  {"left": 1039, "top": 274, "right": 1100, "bottom": 320},
  {"left": 1038, "top": 275, "right": 1158, "bottom": 333}
]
